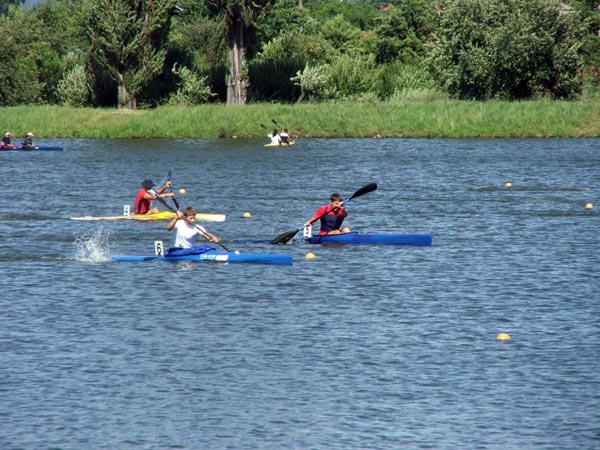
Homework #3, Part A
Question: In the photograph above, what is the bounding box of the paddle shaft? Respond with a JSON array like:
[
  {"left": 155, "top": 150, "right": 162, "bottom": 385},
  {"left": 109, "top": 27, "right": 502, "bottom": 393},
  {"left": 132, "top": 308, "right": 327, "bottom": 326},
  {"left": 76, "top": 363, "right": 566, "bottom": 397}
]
[
  {"left": 165, "top": 171, "right": 180, "bottom": 210},
  {"left": 150, "top": 191, "right": 233, "bottom": 252}
]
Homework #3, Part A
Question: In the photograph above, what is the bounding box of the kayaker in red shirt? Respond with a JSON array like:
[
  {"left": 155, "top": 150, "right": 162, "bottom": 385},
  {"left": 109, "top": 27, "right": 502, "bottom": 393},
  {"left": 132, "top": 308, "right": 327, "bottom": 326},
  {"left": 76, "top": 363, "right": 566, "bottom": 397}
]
[
  {"left": 135, "top": 178, "right": 175, "bottom": 214},
  {"left": 305, "top": 193, "right": 351, "bottom": 235},
  {"left": 1, "top": 132, "right": 16, "bottom": 149}
]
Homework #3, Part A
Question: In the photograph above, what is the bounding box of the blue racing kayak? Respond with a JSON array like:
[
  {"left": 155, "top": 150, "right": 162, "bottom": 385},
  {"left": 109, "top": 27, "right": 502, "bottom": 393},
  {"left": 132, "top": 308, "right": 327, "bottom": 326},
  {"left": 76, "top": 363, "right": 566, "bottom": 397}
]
[
  {"left": 235, "top": 232, "right": 432, "bottom": 246},
  {"left": 1, "top": 146, "right": 64, "bottom": 151},
  {"left": 304, "top": 232, "right": 432, "bottom": 246},
  {"left": 111, "top": 248, "right": 293, "bottom": 265}
]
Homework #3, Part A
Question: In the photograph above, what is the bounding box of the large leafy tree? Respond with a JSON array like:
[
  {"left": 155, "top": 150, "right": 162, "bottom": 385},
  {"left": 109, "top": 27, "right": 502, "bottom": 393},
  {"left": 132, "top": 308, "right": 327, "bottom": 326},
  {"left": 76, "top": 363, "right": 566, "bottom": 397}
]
[
  {"left": 0, "top": 7, "right": 59, "bottom": 105},
  {"left": 204, "top": 0, "right": 273, "bottom": 105},
  {"left": 0, "top": 0, "right": 24, "bottom": 16},
  {"left": 88, "top": 0, "right": 176, "bottom": 109},
  {"left": 367, "top": 0, "right": 437, "bottom": 64},
  {"left": 428, "top": 0, "right": 587, "bottom": 100}
]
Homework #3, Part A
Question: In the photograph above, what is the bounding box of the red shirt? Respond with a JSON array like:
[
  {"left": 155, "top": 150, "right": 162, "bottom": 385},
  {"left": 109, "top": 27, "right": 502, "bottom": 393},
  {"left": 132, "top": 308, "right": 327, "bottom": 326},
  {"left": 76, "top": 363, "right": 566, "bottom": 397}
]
[
  {"left": 314, "top": 205, "right": 347, "bottom": 235},
  {"left": 135, "top": 188, "right": 151, "bottom": 214}
]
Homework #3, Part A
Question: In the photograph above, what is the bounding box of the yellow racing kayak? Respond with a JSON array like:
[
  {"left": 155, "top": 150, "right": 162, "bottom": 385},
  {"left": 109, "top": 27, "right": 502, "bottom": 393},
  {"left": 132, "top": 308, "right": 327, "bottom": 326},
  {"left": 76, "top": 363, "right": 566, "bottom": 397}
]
[
  {"left": 264, "top": 141, "right": 295, "bottom": 147},
  {"left": 71, "top": 211, "right": 226, "bottom": 222}
]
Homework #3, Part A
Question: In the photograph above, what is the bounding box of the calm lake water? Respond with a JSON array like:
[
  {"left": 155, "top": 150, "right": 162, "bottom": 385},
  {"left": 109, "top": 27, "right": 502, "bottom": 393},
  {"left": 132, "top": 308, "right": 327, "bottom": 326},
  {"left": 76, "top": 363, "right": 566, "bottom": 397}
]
[{"left": 1, "top": 138, "right": 599, "bottom": 449}]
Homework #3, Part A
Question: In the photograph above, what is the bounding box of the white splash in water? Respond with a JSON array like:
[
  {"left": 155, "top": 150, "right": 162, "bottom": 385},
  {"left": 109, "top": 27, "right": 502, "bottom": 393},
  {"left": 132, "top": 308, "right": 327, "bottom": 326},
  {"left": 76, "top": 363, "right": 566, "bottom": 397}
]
[{"left": 74, "top": 228, "right": 112, "bottom": 262}]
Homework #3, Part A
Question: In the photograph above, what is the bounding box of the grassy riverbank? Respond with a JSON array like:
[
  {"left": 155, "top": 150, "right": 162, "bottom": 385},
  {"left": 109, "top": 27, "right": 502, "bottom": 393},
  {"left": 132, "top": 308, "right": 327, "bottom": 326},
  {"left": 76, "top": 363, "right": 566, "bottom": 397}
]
[{"left": 1, "top": 100, "right": 599, "bottom": 138}]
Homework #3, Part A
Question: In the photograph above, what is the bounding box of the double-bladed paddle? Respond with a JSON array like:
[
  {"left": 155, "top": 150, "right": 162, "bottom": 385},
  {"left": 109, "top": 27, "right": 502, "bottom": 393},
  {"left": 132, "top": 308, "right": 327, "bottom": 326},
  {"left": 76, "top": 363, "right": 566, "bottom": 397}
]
[
  {"left": 271, "top": 118, "right": 297, "bottom": 142},
  {"left": 270, "top": 182, "right": 378, "bottom": 245},
  {"left": 149, "top": 190, "right": 234, "bottom": 253},
  {"left": 165, "top": 170, "right": 180, "bottom": 210}
]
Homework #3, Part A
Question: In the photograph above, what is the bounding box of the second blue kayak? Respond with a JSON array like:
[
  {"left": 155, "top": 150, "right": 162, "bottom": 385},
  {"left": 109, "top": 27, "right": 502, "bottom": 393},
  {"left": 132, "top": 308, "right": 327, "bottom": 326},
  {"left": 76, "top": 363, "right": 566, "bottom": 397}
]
[
  {"left": 235, "top": 232, "right": 432, "bottom": 246},
  {"left": 304, "top": 232, "right": 432, "bottom": 246}
]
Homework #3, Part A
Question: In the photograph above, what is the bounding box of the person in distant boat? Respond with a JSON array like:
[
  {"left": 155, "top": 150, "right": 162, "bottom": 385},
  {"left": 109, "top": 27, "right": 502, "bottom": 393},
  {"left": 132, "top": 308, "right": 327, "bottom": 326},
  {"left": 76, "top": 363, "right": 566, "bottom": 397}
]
[
  {"left": 134, "top": 178, "right": 175, "bottom": 215},
  {"left": 167, "top": 206, "right": 220, "bottom": 248},
  {"left": 267, "top": 129, "right": 281, "bottom": 145},
  {"left": 305, "top": 193, "right": 350, "bottom": 235},
  {"left": 1, "top": 132, "right": 15, "bottom": 149},
  {"left": 21, "top": 132, "right": 34, "bottom": 149},
  {"left": 279, "top": 128, "right": 291, "bottom": 144}
]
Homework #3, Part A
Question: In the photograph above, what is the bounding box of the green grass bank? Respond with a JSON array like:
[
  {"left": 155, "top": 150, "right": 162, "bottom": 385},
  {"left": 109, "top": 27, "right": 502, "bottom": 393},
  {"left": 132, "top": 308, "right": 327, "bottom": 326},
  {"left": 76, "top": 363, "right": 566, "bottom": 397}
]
[{"left": 1, "top": 100, "right": 599, "bottom": 139}]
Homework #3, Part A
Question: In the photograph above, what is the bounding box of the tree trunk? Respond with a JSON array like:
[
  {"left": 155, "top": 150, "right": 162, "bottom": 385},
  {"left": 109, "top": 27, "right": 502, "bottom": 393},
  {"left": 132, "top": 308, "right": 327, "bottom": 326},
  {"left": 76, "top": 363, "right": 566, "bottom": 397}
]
[
  {"left": 117, "top": 72, "right": 137, "bottom": 110},
  {"left": 226, "top": 18, "right": 247, "bottom": 105}
]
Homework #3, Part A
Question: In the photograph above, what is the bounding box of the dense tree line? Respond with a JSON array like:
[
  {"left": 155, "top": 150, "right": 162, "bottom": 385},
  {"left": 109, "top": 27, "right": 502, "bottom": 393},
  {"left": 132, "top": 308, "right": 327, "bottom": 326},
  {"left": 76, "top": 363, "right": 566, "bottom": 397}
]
[{"left": 0, "top": 0, "right": 598, "bottom": 109}]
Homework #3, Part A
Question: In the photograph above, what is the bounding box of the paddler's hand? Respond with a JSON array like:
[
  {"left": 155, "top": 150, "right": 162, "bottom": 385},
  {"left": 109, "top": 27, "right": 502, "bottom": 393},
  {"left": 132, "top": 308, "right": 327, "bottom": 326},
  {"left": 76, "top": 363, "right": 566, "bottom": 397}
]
[{"left": 165, "top": 181, "right": 173, "bottom": 188}]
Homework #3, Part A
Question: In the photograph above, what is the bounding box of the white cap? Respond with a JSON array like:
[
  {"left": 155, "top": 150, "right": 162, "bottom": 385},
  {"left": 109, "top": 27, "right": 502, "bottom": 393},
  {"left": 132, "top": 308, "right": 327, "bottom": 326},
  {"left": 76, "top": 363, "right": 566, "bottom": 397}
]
[
  {"left": 27, "top": 132, "right": 34, "bottom": 137},
  {"left": 5, "top": 132, "right": 10, "bottom": 136}
]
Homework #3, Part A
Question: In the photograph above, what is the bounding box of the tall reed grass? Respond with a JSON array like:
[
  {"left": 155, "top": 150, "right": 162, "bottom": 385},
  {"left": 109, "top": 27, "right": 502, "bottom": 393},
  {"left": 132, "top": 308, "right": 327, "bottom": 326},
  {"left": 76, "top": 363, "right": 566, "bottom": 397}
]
[{"left": 0, "top": 100, "right": 598, "bottom": 139}]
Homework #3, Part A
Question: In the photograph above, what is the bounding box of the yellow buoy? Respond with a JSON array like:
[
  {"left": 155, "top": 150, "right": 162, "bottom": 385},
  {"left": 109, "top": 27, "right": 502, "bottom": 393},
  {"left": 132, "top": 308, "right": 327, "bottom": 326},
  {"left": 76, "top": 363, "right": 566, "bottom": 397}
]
[
  {"left": 178, "top": 188, "right": 186, "bottom": 194},
  {"left": 585, "top": 202, "right": 593, "bottom": 210},
  {"left": 496, "top": 333, "right": 511, "bottom": 341},
  {"left": 305, "top": 252, "right": 316, "bottom": 259},
  {"left": 505, "top": 182, "right": 512, "bottom": 188},
  {"left": 242, "top": 212, "right": 252, "bottom": 218}
]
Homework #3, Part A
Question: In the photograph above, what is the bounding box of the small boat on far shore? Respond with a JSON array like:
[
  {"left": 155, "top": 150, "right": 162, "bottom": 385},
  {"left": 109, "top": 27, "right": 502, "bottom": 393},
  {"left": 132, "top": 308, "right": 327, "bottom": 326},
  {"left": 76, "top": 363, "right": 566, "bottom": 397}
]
[
  {"left": 264, "top": 141, "right": 295, "bottom": 147},
  {"left": 1, "top": 146, "right": 63, "bottom": 151}
]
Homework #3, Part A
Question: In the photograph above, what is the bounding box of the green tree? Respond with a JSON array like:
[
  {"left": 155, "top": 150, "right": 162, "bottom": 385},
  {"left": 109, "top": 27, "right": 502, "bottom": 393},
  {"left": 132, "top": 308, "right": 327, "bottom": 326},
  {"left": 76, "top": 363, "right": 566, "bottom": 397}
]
[
  {"left": 87, "top": 0, "right": 176, "bottom": 109},
  {"left": 0, "top": 8, "right": 54, "bottom": 105},
  {"left": 428, "top": 0, "right": 587, "bottom": 100},
  {"left": 204, "top": 0, "right": 273, "bottom": 105},
  {"left": 0, "top": 1, "right": 24, "bottom": 16},
  {"left": 367, "top": 0, "right": 437, "bottom": 64},
  {"left": 304, "top": 0, "right": 379, "bottom": 30}
]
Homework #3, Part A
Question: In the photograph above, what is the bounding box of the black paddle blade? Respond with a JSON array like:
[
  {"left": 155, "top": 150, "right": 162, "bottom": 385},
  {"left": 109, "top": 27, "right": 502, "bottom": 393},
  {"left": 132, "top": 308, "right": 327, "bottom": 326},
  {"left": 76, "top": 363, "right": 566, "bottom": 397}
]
[
  {"left": 350, "top": 182, "right": 377, "bottom": 200},
  {"left": 271, "top": 119, "right": 280, "bottom": 127},
  {"left": 260, "top": 123, "right": 269, "bottom": 131},
  {"left": 270, "top": 229, "right": 298, "bottom": 245}
]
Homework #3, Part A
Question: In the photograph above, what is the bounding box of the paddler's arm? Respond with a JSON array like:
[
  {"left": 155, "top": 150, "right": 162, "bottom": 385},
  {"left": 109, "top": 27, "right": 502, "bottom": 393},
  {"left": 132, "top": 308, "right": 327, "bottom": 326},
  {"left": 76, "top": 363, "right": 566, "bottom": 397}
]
[
  {"left": 304, "top": 205, "right": 341, "bottom": 226},
  {"left": 304, "top": 216, "right": 317, "bottom": 226},
  {"left": 195, "top": 223, "right": 220, "bottom": 243},
  {"left": 147, "top": 184, "right": 175, "bottom": 200},
  {"left": 154, "top": 181, "right": 173, "bottom": 195},
  {"left": 167, "top": 211, "right": 183, "bottom": 231}
]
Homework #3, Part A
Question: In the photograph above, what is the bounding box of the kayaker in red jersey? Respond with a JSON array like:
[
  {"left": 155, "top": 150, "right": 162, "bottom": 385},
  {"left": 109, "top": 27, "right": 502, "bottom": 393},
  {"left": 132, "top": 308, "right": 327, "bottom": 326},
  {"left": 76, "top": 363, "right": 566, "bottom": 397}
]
[
  {"left": 1, "top": 132, "right": 16, "bottom": 149},
  {"left": 134, "top": 178, "right": 175, "bottom": 214},
  {"left": 305, "top": 193, "right": 351, "bottom": 235}
]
